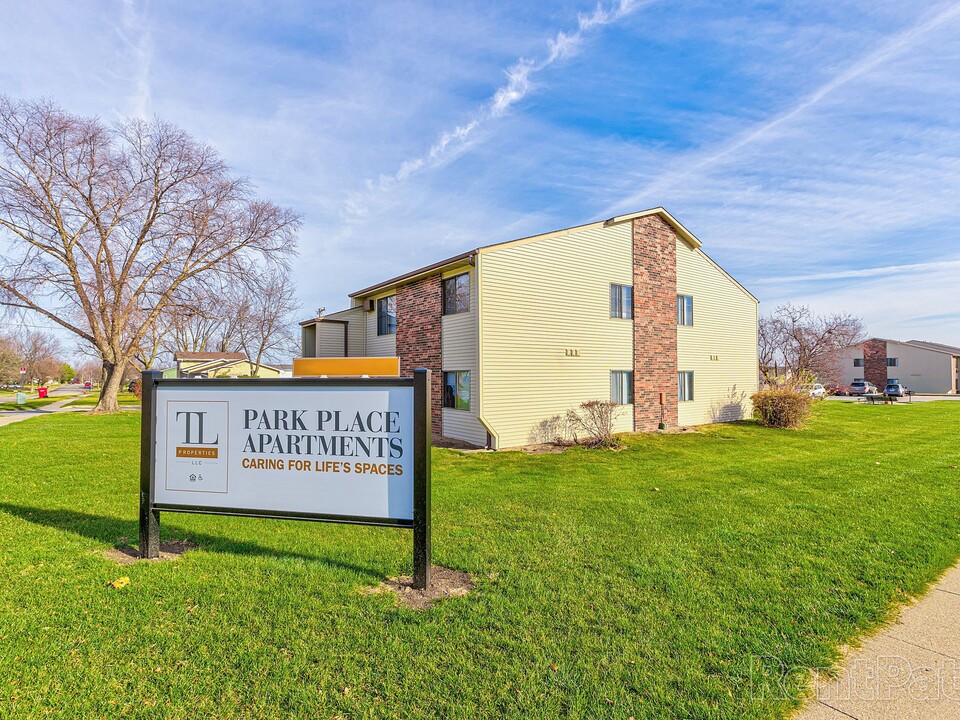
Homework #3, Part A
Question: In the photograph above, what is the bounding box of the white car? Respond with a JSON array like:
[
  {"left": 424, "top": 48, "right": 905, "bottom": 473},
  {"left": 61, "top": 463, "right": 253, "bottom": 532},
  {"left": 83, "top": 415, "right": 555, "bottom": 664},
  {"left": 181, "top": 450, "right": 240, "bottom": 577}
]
[
  {"left": 849, "top": 380, "right": 878, "bottom": 395},
  {"left": 803, "top": 383, "right": 826, "bottom": 399}
]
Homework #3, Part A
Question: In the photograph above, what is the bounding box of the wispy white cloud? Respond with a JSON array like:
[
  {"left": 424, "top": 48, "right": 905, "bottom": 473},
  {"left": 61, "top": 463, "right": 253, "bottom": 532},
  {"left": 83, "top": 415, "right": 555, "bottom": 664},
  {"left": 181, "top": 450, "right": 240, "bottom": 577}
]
[
  {"left": 370, "top": 0, "right": 644, "bottom": 193},
  {"left": 611, "top": 1, "right": 960, "bottom": 209},
  {"left": 755, "top": 258, "right": 960, "bottom": 284},
  {"left": 118, "top": 0, "right": 153, "bottom": 119}
]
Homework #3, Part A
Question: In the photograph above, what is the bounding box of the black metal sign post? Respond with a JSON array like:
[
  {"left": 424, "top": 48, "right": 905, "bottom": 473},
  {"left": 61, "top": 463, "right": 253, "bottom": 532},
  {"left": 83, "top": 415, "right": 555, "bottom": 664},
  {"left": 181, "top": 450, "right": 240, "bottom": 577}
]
[
  {"left": 412, "top": 368, "right": 432, "bottom": 590},
  {"left": 138, "top": 367, "right": 433, "bottom": 586},
  {"left": 139, "top": 370, "right": 161, "bottom": 559}
]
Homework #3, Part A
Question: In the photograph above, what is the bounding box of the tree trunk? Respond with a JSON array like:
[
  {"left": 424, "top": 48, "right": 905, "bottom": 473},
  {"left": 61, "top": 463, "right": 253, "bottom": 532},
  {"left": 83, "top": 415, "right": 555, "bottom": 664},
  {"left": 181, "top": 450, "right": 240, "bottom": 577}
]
[{"left": 93, "top": 360, "right": 126, "bottom": 414}]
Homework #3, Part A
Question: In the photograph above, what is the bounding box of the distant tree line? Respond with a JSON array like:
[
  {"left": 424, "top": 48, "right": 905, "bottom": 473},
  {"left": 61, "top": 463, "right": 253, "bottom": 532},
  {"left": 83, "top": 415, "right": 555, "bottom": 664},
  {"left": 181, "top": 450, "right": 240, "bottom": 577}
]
[{"left": 0, "top": 330, "right": 67, "bottom": 385}]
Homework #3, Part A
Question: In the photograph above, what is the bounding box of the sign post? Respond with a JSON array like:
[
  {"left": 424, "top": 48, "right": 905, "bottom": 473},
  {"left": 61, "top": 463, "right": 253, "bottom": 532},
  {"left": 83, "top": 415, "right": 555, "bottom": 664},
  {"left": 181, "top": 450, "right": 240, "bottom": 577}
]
[
  {"left": 138, "top": 368, "right": 432, "bottom": 586},
  {"left": 139, "top": 369, "right": 161, "bottom": 558},
  {"left": 412, "top": 368, "right": 431, "bottom": 589}
]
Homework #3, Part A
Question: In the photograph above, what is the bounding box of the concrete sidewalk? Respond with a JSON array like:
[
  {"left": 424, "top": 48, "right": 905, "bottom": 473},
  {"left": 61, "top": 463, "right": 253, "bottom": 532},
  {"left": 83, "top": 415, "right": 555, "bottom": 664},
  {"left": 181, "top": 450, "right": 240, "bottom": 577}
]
[
  {"left": 797, "top": 562, "right": 960, "bottom": 719},
  {"left": 0, "top": 398, "right": 82, "bottom": 427}
]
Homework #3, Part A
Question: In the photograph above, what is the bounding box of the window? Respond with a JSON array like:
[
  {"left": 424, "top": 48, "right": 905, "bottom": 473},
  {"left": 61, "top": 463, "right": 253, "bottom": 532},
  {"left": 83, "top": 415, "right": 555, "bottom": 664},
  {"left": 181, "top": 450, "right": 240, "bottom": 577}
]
[
  {"left": 443, "top": 371, "right": 470, "bottom": 410},
  {"left": 443, "top": 273, "right": 470, "bottom": 315},
  {"left": 853, "top": 358, "right": 864, "bottom": 367},
  {"left": 377, "top": 295, "right": 396, "bottom": 335},
  {"left": 887, "top": 357, "right": 899, "bottom": 367},
  {"left": 677, "top": 295, "right": 694, "bottom": 326},
  {"left": 611, "top": 371, "right": 634, "bottom": 404},
  {"left": 610, "top": 284, "right": 633, "bottom": 319},
  {"left": 678, "top": 371, "right": 694, "bottom": 402}
]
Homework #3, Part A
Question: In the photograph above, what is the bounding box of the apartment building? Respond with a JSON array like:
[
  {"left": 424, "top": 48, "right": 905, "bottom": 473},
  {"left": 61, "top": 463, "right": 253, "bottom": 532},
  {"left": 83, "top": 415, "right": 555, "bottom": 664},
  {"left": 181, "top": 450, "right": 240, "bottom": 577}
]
[
  {"left": 300, "top": 208, "right": 759, "bottom": 448},
  {"left": 843, "top": 339, "right": 960, "bottom": 393}
]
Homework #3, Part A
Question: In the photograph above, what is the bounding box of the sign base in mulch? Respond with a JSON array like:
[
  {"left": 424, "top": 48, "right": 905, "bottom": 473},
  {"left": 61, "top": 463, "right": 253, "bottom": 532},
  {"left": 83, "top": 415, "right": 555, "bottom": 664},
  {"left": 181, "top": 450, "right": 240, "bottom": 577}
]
[
  {"left": 363, "top": 566, "right": 474, "bottom": 610},
  {"left": 104, "top": 539, "right": 198, "bottom": 565}
]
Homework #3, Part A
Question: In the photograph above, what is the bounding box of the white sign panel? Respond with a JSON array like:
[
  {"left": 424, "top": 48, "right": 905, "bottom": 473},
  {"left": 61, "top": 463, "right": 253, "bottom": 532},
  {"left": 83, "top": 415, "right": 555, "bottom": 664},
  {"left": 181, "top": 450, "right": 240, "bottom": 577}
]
[{"left": 153, "top": 383, "right": 415, "bottom": 522}]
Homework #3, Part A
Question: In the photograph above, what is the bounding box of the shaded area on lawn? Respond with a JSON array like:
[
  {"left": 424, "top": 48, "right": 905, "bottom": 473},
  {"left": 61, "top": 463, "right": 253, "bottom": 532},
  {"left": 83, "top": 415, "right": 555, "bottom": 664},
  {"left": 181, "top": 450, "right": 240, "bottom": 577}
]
[{"left": 0, "top": 503, "right": 386, "bottom": 580}]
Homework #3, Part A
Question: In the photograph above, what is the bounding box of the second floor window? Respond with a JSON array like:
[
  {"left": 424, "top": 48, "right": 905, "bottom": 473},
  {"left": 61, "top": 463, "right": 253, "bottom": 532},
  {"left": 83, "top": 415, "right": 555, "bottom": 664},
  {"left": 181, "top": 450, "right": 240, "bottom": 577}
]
[
  {"left": 853, "top": 358, "right": 864, "bottom": 367},
  {"left": 377, "top": 295, "right": 396, "bottom": 335},
  {"left": 887, "top": 357, "right": 899, "bottom": 367},
  {"left": 443, "top": 273, "right": 470, "bottom": 315},
  {"left": 610, "top": 284, "right": 633, "bottom": 318},
  {"left": 677, "top": 295, "right": 694, "bottom": 326}
]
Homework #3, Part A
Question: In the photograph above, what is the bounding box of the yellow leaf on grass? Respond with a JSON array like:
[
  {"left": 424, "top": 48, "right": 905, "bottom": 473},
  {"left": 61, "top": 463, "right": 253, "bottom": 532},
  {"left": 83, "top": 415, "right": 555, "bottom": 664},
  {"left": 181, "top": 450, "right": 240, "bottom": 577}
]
[{"left": 109, "top": 577, "right": 130, "bottom": 589}]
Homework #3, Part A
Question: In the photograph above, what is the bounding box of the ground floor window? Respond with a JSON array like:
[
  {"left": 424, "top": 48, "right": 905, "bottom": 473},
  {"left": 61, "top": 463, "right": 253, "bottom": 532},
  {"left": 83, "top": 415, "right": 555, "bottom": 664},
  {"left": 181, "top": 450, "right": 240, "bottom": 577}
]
[
  {"left": 443, "top": 371, "right": 470, "bottom": 410},
  {"left": 611, "top": 370, "right": 633, "bottom": 404},
  {"left": 678, "top": 371, "right": 694, "bottom": 401}
]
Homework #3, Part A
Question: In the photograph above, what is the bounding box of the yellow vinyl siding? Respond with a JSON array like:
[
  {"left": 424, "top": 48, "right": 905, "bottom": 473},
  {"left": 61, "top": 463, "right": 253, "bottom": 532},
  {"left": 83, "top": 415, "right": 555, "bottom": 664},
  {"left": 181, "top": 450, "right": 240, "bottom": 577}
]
[
  {"left": 441, "top": 267, "right": 486, "bottom": 446},
  {"left": 479, "top": 223, "right": 634, "bottom": 449},
  {"left": 363, "top": 292, "right": 396, "bottom": 357},
  {"left": 675, "top": 240, "right": 758, "bottom": 425}
]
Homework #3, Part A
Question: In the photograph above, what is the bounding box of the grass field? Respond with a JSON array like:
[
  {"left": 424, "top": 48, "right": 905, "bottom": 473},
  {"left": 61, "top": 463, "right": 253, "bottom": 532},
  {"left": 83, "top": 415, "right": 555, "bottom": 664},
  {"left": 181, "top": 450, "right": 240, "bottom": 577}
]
[
  {"left": 1, "top": 402, "right": 959, "bottom": 719},
  {"left": 64, "top": 391, "right": 141, "bottom": 407}
]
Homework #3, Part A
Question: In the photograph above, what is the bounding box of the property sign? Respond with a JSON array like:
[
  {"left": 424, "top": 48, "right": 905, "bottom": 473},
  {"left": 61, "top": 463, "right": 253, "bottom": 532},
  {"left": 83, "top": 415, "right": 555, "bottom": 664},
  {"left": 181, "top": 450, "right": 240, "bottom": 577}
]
[{"left": 140, "top": 371, "right": 432, "bottom": 587}]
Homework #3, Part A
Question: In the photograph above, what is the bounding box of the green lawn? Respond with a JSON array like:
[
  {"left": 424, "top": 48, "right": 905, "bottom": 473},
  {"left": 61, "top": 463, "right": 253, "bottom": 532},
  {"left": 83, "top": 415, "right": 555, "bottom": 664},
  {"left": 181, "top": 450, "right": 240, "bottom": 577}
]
[
  {"left": 64, "top": 391, "right": 141, "bottom": 407},
  {"left": 1, "top": 403, "right": 959, "bottom": 719},
  {"left": 0, "top": 396, "right": 61, "bottom": 411}
]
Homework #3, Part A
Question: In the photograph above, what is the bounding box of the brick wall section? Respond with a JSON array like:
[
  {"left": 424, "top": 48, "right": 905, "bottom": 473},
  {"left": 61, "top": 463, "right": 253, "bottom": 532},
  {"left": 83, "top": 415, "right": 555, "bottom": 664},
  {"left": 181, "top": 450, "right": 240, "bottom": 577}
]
[
  {"left": 396, "top": 276, "right": 443, "bottom": 433},
  {"left": 862, "top": 338, "right": 887, "bottom": 389},
  {"left": 633, "top": 216, "right": 679, "bottom": 431}
]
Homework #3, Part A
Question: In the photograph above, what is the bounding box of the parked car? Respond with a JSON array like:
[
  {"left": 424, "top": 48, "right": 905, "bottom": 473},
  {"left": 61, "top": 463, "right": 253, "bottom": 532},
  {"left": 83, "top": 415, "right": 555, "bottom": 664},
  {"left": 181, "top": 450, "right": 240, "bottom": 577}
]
[
  {"left": 803, "top": 383, "right": 826, "bottom": 399},
  {"left": 825, "top": 383, "right": 850, "bottom": 396},
  {"left": 83, "top": 381, "right": 92, "bottom": 390},
  {"left": 884, "top": 382, "right": 908, "bottom": 397},
  {"left": 849, "top": 380, "right": 877, "bottom": 395}
]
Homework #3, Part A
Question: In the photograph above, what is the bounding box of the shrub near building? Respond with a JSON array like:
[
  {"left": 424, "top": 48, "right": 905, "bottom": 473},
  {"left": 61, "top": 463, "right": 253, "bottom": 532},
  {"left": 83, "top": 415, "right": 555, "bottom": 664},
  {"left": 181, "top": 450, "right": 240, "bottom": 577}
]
[{"left": 751, "top": 388, "right": 813, "bottom": 429}]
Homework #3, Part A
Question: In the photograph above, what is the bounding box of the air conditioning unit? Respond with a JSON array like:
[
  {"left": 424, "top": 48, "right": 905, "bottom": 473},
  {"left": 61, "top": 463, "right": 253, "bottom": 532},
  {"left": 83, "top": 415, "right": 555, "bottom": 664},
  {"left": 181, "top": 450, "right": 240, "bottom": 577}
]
[{"left": 365, "top": 299, "right": 375, "bottom": 312}]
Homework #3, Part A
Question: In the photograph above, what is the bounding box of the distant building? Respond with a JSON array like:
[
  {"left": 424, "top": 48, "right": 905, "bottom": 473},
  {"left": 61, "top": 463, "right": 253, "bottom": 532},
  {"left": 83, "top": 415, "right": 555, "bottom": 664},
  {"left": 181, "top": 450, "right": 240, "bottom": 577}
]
[
  {"left": 173, "top": 352, "right": 281, "bottom": 379},
  {"left": 299, "top": 207, "right": 759, "bottom": 448},
  {"left": 842, "top": 339, "right": 960, "bottom": 393}
]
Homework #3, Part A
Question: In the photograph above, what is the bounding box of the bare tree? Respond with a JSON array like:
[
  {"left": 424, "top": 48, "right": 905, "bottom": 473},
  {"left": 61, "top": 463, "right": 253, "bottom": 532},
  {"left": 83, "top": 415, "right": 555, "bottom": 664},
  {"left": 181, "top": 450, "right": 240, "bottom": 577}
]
[
  {"left": 146, "top": 271, "right": 299, "bottom": 372},
  {"left": 236, "top": 270, "right": 300, "bottom": 373},
  {"left": 74, "top": 358, "right": 103, "bottom": 385},
  {"left": 16, "top": 330, "right": 63, "bottom": 383},
  {"left": 0, "top": 97, "right": 299, "bottom": 411},
  {"left": 759, "top": 304, "right": 865, "bottom": 384}
]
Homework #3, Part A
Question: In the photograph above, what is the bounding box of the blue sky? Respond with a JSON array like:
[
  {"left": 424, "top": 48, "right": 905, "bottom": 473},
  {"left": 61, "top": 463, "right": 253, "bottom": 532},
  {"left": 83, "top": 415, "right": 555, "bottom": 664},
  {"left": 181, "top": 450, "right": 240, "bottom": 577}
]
[{"left": 2, "top": 0, "right": 959, "bottom": 345}]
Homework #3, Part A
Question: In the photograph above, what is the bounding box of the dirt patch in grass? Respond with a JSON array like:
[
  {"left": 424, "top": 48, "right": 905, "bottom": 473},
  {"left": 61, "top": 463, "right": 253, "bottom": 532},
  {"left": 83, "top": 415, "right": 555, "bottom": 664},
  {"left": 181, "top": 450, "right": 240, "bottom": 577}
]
[
  {"left": 363, "top": 565, "right": 474, "bottom": 610},
  {"left": 104, "top": 539, "right": 198, "bottom": 565},
  {"left": 431, "top": 434, "right": 483, "bottom": 451}
]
